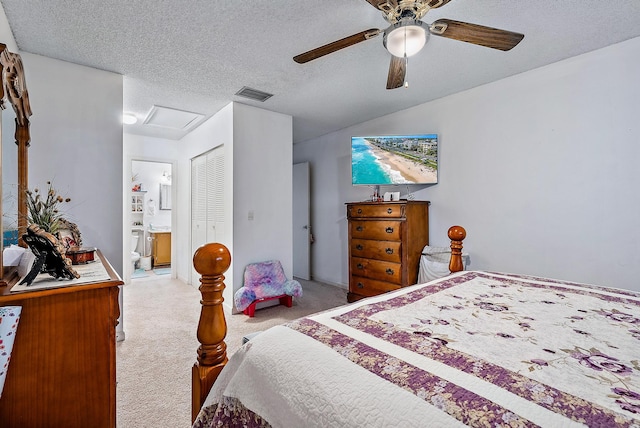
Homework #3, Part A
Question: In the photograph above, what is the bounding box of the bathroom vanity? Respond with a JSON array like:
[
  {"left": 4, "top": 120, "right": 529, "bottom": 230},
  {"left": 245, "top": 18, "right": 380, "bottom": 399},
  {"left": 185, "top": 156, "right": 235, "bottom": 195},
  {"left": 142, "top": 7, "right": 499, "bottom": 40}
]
[{"left": 150, "top": 230, "right": 171, "bottom": 267}]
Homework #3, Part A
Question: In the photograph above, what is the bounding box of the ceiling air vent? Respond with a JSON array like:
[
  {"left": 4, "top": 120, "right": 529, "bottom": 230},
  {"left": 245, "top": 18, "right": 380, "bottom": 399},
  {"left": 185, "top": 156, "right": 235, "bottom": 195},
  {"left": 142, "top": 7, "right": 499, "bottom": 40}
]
[{"left": 235, "top": 86, "right": 273, "bottom": 102}]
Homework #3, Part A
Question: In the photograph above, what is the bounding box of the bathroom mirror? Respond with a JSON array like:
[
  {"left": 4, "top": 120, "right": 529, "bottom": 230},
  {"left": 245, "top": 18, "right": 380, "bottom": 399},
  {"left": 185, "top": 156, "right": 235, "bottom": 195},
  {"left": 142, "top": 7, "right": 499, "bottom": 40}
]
[{"left": 159, "top": 183, "right": 171, "bottom": 210}]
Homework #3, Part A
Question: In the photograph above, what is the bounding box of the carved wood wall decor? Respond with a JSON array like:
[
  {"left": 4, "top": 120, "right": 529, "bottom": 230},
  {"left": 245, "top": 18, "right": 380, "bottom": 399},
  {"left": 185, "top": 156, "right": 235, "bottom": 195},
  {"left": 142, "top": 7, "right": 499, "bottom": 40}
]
[
  {"left": 1, "top": 43, "right": 32, "bottom": 286},
  {"left": 20, "top": 224, "right": 80, "bottom": 286}
]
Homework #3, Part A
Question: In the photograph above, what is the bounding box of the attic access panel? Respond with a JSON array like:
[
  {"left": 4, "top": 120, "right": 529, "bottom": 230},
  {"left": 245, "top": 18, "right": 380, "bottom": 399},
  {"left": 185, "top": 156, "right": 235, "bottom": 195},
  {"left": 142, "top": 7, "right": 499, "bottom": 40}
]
[{"left": 143, "top": 105, "right": 204, "bottom": 130}]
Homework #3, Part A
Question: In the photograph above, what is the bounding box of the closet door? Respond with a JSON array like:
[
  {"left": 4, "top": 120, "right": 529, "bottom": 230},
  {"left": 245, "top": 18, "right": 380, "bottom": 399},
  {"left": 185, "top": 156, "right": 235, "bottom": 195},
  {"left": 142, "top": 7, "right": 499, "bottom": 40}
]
[
  {"left": 206, "top": 147, "right": 225, "bottom": 243},
  {"left": 191, "top": 154, "right": 208, "bottom": 254},
  {"left": 191, "top": 145, "right": 225, "bottom": 285}
]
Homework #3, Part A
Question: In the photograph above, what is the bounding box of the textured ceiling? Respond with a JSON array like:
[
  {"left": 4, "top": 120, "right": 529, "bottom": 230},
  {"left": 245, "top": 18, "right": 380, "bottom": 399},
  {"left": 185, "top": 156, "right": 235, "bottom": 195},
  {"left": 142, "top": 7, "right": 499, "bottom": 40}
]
[{"left": 2, "top": 0, "right": 640, "bottom": 143}]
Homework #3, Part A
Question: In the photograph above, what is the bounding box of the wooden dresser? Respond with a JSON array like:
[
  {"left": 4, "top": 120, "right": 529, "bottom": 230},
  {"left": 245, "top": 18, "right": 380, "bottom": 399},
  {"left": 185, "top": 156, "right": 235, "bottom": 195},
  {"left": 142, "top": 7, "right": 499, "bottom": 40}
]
[
  {"left": 0, "top": 251, "right": 122, "bottom": 427},
  {"left": 346, "top": 200, "right": 429, "bottom": 302}
]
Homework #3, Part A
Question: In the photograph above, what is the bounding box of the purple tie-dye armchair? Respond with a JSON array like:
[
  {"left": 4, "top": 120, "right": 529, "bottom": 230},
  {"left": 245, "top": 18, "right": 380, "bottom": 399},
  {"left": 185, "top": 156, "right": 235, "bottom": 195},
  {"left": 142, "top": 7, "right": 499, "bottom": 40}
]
[{"left": 234, "top": 260, "right": 303, "bottom": 317}]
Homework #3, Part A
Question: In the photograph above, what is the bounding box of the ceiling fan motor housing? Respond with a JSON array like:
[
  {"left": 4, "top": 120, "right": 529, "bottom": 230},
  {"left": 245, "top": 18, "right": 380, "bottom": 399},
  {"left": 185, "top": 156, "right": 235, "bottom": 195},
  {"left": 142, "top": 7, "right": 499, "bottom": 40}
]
[
  {"left": 381, "top": 1, "right": 433, "bottom": 24},
  {"left": 383, "top": 19, "right": 430, "bottom": 58}
]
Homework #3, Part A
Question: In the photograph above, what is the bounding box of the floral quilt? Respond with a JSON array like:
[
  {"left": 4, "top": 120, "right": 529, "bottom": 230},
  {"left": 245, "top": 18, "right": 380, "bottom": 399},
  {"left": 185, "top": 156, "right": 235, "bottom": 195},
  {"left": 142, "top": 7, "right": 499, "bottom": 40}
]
[
  {"left": 194, "top": 271, "right": 640, "bottom": 427},
  {"left": 0, "top": 306, "right": 21, "bottom": 398}
]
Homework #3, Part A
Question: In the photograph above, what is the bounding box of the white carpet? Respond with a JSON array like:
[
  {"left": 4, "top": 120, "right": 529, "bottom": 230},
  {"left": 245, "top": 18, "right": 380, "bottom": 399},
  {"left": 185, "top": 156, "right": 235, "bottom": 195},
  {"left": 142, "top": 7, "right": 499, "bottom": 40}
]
[
  {"left": 116, "top": 275, "right": 346, "bottom": 427},
  {"left": 131, "top": 268, "right": 149, "bottom": 279}
]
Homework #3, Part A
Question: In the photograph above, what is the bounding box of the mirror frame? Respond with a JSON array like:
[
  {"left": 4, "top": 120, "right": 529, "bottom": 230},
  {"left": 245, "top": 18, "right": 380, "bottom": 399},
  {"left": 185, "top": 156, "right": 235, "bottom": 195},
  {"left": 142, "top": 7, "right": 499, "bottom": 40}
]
[
  {"left": 159, "top": 183, "right": 171, "bottom": 210},
  {"left": 1, "top": 43, "right": 32, "bottom": 287}
]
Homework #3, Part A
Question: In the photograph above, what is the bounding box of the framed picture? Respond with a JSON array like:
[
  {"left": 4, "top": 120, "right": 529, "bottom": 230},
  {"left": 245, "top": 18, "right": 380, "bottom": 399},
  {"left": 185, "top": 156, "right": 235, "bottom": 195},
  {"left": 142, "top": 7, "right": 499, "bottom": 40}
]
[{"left": 57, "top": 218, "right": 82, "bottom": 250}]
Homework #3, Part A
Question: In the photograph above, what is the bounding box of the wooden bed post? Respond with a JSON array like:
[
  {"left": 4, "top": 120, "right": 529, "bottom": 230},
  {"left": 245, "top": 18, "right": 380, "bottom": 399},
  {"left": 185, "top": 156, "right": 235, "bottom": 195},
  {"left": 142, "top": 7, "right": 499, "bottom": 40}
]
[
  {"left": 448, "top": 225, "right": 466, "bottom": 273},
  {"left": 192, "top": 243, "right": 231, "bottom": 423}
]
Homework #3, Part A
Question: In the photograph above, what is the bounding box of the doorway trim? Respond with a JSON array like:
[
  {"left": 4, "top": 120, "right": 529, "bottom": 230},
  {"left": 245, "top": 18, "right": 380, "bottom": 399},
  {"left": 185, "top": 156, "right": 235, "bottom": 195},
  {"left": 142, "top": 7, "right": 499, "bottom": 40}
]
[{"left": 123, "top": 155, "right": 177, "bottom": 283}]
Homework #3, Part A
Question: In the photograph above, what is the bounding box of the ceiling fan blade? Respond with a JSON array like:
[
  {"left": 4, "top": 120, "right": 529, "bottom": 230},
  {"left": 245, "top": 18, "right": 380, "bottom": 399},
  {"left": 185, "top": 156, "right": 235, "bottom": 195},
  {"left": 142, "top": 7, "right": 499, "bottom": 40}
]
[
  {"left": 293, "top": 29, "right": 381, "bottom": 64},
  {"left": 386, "top": 56, "right": 406, "bottom": 90},
  {"left": 430, "top": 19, "right": 524, "bottom": 51},
  {"left": 425, "top": 0, "right": 455, "bottom": 8},
  {"left": 363, "top": 0, "right": 452, "bottom": 12},
  {"left": 364, "top": 0, "right": 397, "bottom": 11}
]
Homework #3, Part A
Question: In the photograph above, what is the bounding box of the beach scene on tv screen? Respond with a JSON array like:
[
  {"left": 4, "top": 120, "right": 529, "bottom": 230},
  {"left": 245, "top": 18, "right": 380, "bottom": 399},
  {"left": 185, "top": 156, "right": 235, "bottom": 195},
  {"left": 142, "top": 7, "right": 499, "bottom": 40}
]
[{"left": 352, "top": 134, "right": 438, "bottom": 185}]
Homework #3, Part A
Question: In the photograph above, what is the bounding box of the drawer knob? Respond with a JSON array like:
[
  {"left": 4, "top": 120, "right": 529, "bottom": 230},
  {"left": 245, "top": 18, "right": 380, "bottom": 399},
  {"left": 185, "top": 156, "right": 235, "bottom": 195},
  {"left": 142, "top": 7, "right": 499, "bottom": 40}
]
[
  {"left": 356, "top": 226, "right": 363, "bottom": 232},
  {"left": 385, "top": 248, "right": 393, "bottom": 255},
  {"left": 357, "top": 263, "right": 364, "bottom": 270},
  {"left": 357, "top": 208, "right": 363, "bottom": 214},
  {"left": 356, "top": 244, "right": 363, "bottom": 251},
  {"left": 386, "top": 268, "right": 395, "bottom": 275},
  {"left": 357, "top": 282, "right": 364, "bottom": 289},
  {"left": 385, "top": 227, "right": 394, "bottom": 233},
  {"left": 387, "top": 208, "right": 393, "bottom": 214}
]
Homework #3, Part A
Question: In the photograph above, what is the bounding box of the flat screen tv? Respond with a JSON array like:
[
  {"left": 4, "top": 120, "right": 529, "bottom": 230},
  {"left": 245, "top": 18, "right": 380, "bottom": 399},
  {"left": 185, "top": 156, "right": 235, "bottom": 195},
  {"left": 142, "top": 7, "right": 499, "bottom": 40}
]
[{"left": 351, "top": 134, "right": 438, "bottom": 185}]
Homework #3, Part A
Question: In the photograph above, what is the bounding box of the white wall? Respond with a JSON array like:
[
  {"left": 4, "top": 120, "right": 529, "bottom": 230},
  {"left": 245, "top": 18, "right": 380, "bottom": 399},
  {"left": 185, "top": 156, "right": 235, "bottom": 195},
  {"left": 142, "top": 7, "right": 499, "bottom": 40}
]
[
  {"left": 124, "top": 134, "right": 182, "bottom": 280},
  {"left": 131, "top": 160, "right": 172, "bottom": 230},
  {"left": 294, "top": 37, "right": 640, "bottom": 292},
  {"left": 0, "top": 5, "right": 18, "bottom": 52},
  {"left": 176, "top": 103, "right": 233, "bottom": 290},
  {"left": 23, "top": 52, "right": 124, "bottom": 274},
  {"left": 231, "top": 103, "right": 294, "bottom": 300},
  {"left": 127, "top": 102, "right": 294, "bottom": 310}
]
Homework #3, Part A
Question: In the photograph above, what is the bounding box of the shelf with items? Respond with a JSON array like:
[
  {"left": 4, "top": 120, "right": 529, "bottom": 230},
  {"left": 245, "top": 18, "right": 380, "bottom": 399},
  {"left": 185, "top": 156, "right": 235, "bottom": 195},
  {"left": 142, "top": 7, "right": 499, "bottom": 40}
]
[{"left": 131, "top": 191, "right": 146, "bottom": 214}]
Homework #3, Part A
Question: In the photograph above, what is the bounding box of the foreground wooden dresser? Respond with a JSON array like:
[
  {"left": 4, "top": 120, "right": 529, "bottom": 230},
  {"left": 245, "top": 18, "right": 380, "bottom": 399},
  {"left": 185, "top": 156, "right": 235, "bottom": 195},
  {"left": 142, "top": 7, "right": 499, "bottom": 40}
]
[
  {"left": 0, "top": 251, "right": 122, "bottom": 427},
  {"left": 346, "top": 200, "right": 429, "bottom": 302}
]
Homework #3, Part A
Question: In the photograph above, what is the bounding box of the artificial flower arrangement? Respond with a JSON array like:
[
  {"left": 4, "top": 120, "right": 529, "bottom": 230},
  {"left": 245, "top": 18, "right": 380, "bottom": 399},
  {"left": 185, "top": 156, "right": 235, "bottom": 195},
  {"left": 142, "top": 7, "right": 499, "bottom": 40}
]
[{"left": 25, "top": 181, "right": 71, "bottom": 235}]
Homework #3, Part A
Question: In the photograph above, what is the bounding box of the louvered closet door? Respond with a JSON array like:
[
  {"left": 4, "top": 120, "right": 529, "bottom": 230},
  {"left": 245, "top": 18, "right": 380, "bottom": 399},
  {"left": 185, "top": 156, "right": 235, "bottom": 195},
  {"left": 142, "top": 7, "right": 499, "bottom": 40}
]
[
  {"left": 206, "top": 148, "right": 225, "bottom": 243},
  {"left": 192, "top": 154, "right": 207, "bottom": 252},
  {"left": 191, "top": 146, "right": 225, "bottom": 285}
]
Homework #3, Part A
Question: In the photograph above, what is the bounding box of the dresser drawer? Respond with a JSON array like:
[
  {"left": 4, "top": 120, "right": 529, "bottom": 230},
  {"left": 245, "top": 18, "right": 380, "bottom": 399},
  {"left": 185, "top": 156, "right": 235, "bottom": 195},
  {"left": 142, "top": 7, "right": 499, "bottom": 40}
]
[
  {"left": 348, "top": 204, "right": 404, "bottom": 219},
  {"left": 350, "top": 220, "right": 402, "bottom": 241},
  {"left": 350, "top": 275, "right": 401, "bottom": 297},
  {"left": 351, "top": 239, "right": 401, "bottom": 263},
  {"left": 351, "top": 257, "right": 402, "bottom": 284}
]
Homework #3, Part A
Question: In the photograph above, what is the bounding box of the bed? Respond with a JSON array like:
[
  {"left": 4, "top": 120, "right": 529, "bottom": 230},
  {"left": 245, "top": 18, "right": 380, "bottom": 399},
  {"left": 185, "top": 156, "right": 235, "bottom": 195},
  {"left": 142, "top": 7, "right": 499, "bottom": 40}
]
[{"left": 190, "top": 227, "right": 640, "bottom": 427}]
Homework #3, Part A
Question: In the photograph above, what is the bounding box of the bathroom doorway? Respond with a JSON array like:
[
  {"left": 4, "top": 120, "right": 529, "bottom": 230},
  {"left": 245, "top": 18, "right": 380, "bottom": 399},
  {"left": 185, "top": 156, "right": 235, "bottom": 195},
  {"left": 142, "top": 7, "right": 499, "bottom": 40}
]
[{"left": 128, "top": 160, "right": 174, "bottom": 281}]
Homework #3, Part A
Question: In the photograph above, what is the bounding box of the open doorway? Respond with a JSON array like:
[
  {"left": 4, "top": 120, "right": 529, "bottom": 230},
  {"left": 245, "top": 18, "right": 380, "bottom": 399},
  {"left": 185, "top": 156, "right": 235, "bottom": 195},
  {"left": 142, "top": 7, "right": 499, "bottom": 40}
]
[{"left": 128, "top": 160, "right": 174, "bottom": 281}]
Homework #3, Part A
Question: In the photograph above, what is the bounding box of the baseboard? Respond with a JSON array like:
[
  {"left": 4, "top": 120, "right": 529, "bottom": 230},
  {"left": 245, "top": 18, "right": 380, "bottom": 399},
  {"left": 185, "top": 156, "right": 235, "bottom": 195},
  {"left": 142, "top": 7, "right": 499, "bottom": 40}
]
[{"left": 310, "top": 275, "right": 348, "bottom": 290}]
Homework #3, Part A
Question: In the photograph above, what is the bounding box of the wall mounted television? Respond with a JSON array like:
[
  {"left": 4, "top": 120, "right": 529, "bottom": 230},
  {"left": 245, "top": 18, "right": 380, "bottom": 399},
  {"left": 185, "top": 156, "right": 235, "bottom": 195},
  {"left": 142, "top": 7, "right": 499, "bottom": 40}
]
[{"left": 351, "top": 134, "right": 438, "bottom": 185}]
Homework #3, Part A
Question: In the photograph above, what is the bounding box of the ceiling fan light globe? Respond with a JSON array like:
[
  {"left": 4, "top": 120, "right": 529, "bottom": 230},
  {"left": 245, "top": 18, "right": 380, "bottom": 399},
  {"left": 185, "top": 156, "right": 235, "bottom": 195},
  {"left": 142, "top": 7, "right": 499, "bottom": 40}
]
[{"left": 384, "top": 21, "right": 428, "bottom": 58}]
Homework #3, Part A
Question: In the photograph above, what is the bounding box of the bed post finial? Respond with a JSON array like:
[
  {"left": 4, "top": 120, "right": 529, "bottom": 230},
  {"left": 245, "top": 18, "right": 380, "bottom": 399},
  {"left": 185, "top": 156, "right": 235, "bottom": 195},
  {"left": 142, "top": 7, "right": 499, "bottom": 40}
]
[
  {"left": 192, "top": 243, "right": 231, "bottom": 422},
  {"left": 448, "top": 225, "right": 466, "bottom": 273}
]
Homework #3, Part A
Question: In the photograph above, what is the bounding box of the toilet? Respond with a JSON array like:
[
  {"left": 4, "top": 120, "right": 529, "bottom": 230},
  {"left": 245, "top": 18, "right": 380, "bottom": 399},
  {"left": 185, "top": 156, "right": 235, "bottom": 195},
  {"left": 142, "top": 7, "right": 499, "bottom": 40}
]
[{"left": 131, "top": 233, "right": 141, "bottom": 270}]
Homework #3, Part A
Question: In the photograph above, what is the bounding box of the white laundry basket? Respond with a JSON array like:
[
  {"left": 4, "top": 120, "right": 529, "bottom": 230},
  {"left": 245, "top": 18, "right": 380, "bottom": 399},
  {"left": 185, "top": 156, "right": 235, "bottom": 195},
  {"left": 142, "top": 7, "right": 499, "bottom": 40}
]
[
  {"left": 418, "top": 246, "right": 467, "bottom": 284},
  {"left": 139, "top": 256, "right": 152, "bottom": 271}
]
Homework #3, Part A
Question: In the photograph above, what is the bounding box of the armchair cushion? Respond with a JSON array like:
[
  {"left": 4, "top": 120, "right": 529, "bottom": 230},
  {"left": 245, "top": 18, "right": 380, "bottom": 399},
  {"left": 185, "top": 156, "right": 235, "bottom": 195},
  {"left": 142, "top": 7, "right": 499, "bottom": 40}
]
[{"left": 234, "top": 260, "right": 302, "bottom": 311}]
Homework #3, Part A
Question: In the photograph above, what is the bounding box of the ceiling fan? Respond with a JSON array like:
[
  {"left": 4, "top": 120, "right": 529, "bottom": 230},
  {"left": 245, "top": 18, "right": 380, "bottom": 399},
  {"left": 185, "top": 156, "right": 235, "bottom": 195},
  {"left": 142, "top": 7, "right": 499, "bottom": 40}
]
[{"left": 293, "top": 0, "right": 524, "bottom": 89}]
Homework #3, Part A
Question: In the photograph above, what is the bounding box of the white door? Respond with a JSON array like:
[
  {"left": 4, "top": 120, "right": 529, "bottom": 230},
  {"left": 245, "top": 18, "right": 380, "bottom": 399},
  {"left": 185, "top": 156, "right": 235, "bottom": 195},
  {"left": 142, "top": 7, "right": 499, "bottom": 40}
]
[
  {"left": 293, "top": 162, "right": 311, "bottom": 280},
  {"left": 191, "top": 155, "right": 207, "bottom": 285},
  {"left": 206, "top": 149, "right": 225, "bottom": 244},
  {"left": 191, "top": 146, "right": 225, "bottom": 285}
]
